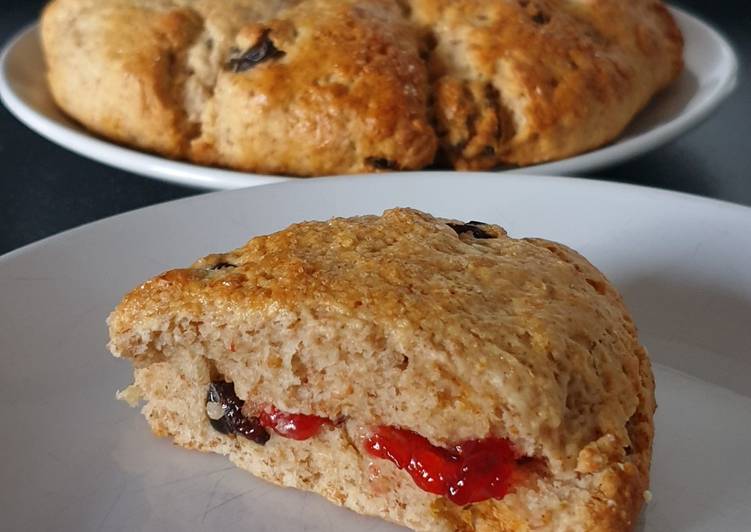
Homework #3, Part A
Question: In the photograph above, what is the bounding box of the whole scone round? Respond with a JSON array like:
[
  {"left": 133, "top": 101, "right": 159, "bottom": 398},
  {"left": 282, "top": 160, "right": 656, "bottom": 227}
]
[
  {"left": 109, "top": 208, "right": 655, "bottom": 531},
  {"left": 42, "top": 0, "right": 682, "bottom": 175}
]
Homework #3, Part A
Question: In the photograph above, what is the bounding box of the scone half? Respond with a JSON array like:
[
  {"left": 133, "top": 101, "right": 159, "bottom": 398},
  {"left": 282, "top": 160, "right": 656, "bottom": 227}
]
[{"left": 108, "top": 208, "right": 655, "bottom": 531}]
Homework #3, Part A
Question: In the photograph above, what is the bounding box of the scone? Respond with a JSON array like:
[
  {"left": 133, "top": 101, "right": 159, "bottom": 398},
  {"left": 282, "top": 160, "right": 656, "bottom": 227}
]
[
  {"left": 41, "top": 0, "right": 438, "bottom": 175},
  {"left": 108, "top": 208, "right": 655, "bottom": 531},
  {"left": 42, "top": 0, "right": 682, "bottom": 175},
  {"left": 412, "top": 0, "right": 683, "bottom": 169}
]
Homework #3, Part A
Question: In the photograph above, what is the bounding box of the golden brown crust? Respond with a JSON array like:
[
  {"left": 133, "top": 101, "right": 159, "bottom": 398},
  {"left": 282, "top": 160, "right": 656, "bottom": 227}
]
[
  {"left": 413, "top": 0, "right": 684, "bottom": 168},
  {"left": 109, "top": 208, "right": 655, "bottom": 531},
  {"left": 191, "top": 0, "right": 437, "bottom": 175},
  {"left": 42, "top": 0, "right": 437, "bottom": 175},
  {"left": 41, "top": 1, "right": 205, "bottom": 157},
  {"left": 42, "top": 0, "right": 682, "bottom": 175}
]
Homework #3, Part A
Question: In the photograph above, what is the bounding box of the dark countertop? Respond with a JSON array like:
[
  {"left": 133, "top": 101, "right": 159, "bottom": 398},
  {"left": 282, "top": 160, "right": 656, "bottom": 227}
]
[{"left": 1, "top": 0, "right": 749, "bottom": 255}]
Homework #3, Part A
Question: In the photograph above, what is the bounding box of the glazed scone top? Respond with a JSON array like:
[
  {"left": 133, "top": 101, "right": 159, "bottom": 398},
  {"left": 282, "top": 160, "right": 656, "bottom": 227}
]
[
  {"left": 42, "top": 0, "right": 437, "bottom": 174},
  {"left": 108, "top": 209, "right": 646, "bottom": 473},
  {"left": 411, "top": 0, "right": 683, "bottom": 168},
  {"left": 43, "top": 0, "right": 681, "bottom": 174}
]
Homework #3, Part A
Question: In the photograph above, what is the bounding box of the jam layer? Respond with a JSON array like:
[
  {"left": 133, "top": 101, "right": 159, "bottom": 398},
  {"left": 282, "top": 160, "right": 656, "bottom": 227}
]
[
  {"left": 206, "top": 383, "right": 520, "bottom": 505},
  {"left": 258, "top": 404, "right": 333, "bottom": 440},
  {"left": 366, "top": 426, "right": 517, "bottom": 505}
]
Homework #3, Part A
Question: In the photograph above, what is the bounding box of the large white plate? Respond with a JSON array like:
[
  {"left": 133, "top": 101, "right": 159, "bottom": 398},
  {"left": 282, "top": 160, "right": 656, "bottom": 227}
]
[
  {"left": 0, "top": 7, "right": 738, "bottom": 190},
  {"left": 1, "top": 173, "right": 750, "bottom": 531}
]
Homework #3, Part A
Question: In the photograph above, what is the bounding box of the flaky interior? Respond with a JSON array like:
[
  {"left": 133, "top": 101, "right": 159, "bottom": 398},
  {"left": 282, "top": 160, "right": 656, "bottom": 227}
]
[{"left": 117, "top": 346, "right": 651, "bottom": 532}]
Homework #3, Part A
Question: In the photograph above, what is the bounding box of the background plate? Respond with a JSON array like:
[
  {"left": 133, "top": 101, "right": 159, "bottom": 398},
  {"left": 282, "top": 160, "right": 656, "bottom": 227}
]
[
  {"left": 1, "top": 173, "right": 750, "bottom": 531},
  {"left": 0, "top": 7, "right": 738, "bottom": 190}
]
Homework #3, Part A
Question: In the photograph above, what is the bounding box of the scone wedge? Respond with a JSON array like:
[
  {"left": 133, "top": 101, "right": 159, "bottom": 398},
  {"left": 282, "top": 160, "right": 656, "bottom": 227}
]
[{"left": 108, "top": 208, "right": 655, "bottom": 531}]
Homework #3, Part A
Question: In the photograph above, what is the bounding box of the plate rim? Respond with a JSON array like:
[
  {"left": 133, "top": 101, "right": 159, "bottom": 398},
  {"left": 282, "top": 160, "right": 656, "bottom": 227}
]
[
  {"left": 2, "top": 171, "right": 751, "bottom": 263},
  {"left": 0, "top": 6, "right": 740, "bottom": 190}
]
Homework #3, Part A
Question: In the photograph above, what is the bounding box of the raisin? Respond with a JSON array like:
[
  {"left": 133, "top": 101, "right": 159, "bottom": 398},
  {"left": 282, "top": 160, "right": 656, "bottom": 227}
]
[
  {"left": 365, "top": 157, "right": 399, "bottom": 170},
  {"left": 531, "top": 11, "right": 550, "bottom": 24},
  {"left": 210, "top": 261, "right": 236, "bottom": 270},
  {"left": 231, "top": 413, "right": 270, "bottom": 443},
  {"left": 447, "top": 222, "right": 494, "bottom": 239},
  {"left": 206, "top": 382, "right": 270, "bottom": 445},
  {"left": 228, "top": 31, "right": 285, "bottom": 73}
]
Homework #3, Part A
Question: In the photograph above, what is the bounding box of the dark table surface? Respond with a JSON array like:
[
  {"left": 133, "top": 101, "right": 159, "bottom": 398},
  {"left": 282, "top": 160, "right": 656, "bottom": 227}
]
[{"left": 1, "top": 0, "right": 749, "bottom": 256}]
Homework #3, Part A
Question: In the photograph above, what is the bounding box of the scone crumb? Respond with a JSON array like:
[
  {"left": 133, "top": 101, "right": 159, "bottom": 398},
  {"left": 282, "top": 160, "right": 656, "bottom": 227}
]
[
  {"left": 116, "top": 384, "right": 143, "bottom": 406},
  {"left": 643, "top": 490, "right": 653, "bottom": 503}
]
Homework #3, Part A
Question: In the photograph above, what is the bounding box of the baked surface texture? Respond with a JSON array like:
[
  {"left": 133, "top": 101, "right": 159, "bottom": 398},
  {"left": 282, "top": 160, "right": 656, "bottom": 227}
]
[
  {"left": 109, "top": 208, "right": 655, "bottom": 531},
  {"left": 42, "top": 0, "right": 682, "bottom": 175}
]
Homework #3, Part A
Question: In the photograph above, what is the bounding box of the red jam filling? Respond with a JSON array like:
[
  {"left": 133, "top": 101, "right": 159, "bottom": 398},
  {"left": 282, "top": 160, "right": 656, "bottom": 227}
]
[
  {"left": 258, "top": 404, "right": 333, "bottom": 440},
  {"left": 365, "top": 426, "right": 517, "bottom": 505}
]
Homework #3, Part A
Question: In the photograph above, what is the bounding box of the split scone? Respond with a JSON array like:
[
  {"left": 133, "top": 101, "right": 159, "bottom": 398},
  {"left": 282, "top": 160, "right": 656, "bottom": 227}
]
[
  {"left": 42, "top": 0, "right": 683, "bottom": 175},
  {"left": 108, "top": 208, "right": 655, "bottom": 531}
]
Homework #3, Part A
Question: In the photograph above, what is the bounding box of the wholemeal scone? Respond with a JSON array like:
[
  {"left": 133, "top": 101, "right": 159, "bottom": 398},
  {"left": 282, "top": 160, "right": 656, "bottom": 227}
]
[
  {"left": 411, "top": 0, "right": 683, "bottom": 169},
  {"left": 42, "top": 0, "right": 682, "bottom": 175},
  {"left": 108, "top": 208, "right": 655, "bottom": 531},
  {"left": 41, "top": 0, "right": 438, "bottom": 175}
]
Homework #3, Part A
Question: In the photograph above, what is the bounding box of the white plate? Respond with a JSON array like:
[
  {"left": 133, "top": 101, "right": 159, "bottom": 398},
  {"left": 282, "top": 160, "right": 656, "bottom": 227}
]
[
  {"left": 0, "top": 7, "right": 738, "bottom": 190},
  {"left": 1, "top": 173, "right": 751, "bottom": 531}
]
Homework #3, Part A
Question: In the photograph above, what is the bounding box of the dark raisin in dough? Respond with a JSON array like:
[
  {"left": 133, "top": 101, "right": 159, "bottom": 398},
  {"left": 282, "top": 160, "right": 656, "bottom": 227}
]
[
  {"left": 210, "top": 261, "right": 236, "bottom": 270},
  {"left": 531, "top": 11, "right": 550, "bottom": 24},
  {"left": 228, "top": 31, "right": 285, "bottom": 73},
  {"left": 447, "top": 222, "right": 494, "bottom": 239},
  {"left": 365, "top": 157, "right": 399, "bottom": 170},
  {"left": 207, "top": 382, "right": 270, "bottom": 444}
]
